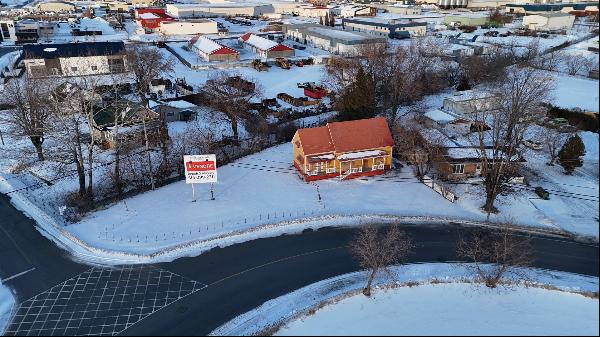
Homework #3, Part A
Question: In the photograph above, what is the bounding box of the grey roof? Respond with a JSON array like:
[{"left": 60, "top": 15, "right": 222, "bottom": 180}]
[
  {"left": 283, "top": 23, "right": 386, "bottom": 45},
  {"left": 342, "top": 17, "right": 427, "bottom": 29},
  {"left": 23, "top": 41, "right": 126, "bottom": 60}
]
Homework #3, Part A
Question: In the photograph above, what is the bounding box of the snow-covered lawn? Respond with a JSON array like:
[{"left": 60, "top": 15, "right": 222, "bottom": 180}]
[
  {"left": 550, "top": 72, "right": 599, "bottom": 112},
  {"left": 275, "top": 283, "right": 598, "bottom": 336},
  {"left": 63, "top": 137, "right": 598, "bottom": 258},
  {"left": 0, "top": 279, "right": 15, "bottom": 335},
  {"left": 212, "top": 263, "right": 599, "bottom": 336}
]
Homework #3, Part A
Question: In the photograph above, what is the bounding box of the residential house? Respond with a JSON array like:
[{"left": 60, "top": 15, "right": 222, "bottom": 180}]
[
  {"left": 92, "top": 101, "right": 161, "bottom": 149},
  {"left": 22, "top": 41, "right": 127, "bottom": 77},
  {"left": 292, "top": 117, "right": 394, "bottom": 181},
  {"left": 189, "top": 35, "right": 240, "bottom": 62},
  {"left": 437, "top": 147, "right": 523, "bottom": 181},
  {"left": 442, "top": 90, "right": 498, "bottom": 116},
  {"left": 238, "top": 32, "right": 294, "bottom": 59},
  {"left": 150, "top": 99, "right": 199, "bottom": 123},
  {"left": 0, "top": 19, "right": 16, "bottom": 43},
  {"left": 14, "top": 20, "right": 39, "bottom": 44},
  {"left": 422, "top": 109, "right": 473, "bottom": 134}
]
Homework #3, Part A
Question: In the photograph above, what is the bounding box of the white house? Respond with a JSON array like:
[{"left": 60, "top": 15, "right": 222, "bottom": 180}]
[
  {"left": 442, "top": 90, "right": 498, "bottom": 116},
  {"left": 0, "top": 19, "right": 17, "bottom": 43},
  {"left": 157, "top": 19, "right": 218, "bottom": 35},
  {"left": 22, "top": 41, "right": 127, "bottom": 77},
  {"left": 523, "top": 12, "right": 575, "bottom": 31}
]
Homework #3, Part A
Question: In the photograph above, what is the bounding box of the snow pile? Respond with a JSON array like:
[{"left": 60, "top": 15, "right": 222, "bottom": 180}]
[
  {"left": 0, "top": 279, "right": 15, "bottom": 335},
  {"left": 276, "top": 283, "right": 598, "bottom": 336},
  {"left": 212, "top": 263, "right": 599, "bottom": 336}
]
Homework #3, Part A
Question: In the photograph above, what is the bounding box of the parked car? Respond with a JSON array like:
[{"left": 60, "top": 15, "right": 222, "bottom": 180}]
[{"left": 523, "top": 139, "right": 544, "bottom": 151}]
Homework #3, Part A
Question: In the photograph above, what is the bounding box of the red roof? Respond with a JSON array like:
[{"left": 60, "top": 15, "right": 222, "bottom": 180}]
[
  {"left": 296, "top": 117, "right": 394, "bottom": 156},
  {"left": 211, "top": 47, "right": 238, "bottom": 55},
  {"left": 297, "top": 126, "right": 335, "bottom": 155},
  {"left": 240, "top": 32, "right": 252, "bottom": 41},
  {"left": 269, "top": 44, "right": 294, "bottom": 52}
]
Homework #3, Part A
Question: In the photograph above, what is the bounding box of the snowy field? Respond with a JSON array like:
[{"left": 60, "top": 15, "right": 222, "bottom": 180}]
[
  {"left": 276, "top": 283, "right": 598, "bottom": 336},
  {"left": 64, "top": 137, "right": 599, "bottom": 257},
  {"left": 0, "top": 279, "right": 14, "bottom": 335},
  {"left": 213, "top": 263, "right": 599, "bottom": 336},
  {"left": 550, "top": 72, "right": 599, "bottom": 112}
]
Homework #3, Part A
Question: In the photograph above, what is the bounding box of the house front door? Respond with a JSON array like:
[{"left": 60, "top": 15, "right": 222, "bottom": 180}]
[{"left": 340, "top": 161, "right": 351, "bottom": 174}]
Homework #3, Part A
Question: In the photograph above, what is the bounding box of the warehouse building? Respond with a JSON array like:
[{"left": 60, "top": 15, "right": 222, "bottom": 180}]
[
  {"left": 283, "top": 23, "right": 386, "bottom": 55},
  {"left": 166, "top": 3, "right": 273, "bottom": 18},
  {"left": 157, "top": 19, "right": 218, "bottom": 35},
  {"left": 238, "top": 32, "right": 294, "bottom": 59},
  {"left": 522, "top": 12, "right": 575, "bottom": 31},
  {"left": 189, "top": 35, "right": 240, "bottom": 62},
  {"left": 342, "top": 17, "right": 427, "bottom": 38}
]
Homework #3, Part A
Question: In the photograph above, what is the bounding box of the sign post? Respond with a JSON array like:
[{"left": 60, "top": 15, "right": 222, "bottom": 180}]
[{"left": 184, "top": 154, "right": 218, "bottom": 202}]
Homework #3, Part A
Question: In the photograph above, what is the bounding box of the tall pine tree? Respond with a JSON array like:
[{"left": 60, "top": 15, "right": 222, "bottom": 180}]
[
  {"left": 558, "top": 134, "right": 585, "bottom": 175},
  {"left": 338, "top": 67, "right": 376, "bottom": 121}
]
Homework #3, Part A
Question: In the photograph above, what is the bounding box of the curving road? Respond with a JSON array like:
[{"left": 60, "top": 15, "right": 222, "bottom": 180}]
[{"left": 1, "top": 192, "right": 598, "bottom": 336}]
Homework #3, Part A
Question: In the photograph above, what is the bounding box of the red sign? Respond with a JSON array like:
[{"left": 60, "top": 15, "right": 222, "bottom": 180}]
[{"left": 186, "top": 161, "right": 215, "bottom": 172}]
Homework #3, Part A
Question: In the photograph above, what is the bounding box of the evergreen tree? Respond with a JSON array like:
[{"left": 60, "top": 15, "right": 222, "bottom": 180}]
[
  {"left": 456, "top": 75, "right": 471, "bottom": 91},
  {"left": 338, "top": 67, "right": 376, "bottom": 121},
  {"left": 558, "top": 134, "right": 585, "bottom": 175}
]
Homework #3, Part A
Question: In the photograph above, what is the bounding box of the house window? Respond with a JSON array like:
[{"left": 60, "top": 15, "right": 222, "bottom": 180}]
[
  {"left": 71, "top": 66, "right": 78, "bottom": 72},
  {"left": 91, "top": 65, "right": 98, "bottom": 71},
  {"left": 452, "top": 164, "right": 465, "bottom": 174}
]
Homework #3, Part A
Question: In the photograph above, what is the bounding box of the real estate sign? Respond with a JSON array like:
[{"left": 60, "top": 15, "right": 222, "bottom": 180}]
[{"left": 184, "top": 155, "right": 217, "bottom": 184}]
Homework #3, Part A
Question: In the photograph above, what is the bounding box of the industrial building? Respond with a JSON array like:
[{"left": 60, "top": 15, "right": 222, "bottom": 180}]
[
  {"left": 283, "top": 23, "right": 386, "bottom": 55},
  {"left": 166, "top": 3, "right": 273, "bottom": 18},
  {"left": 522, "top": 12, "right": 576, "bottom": 31},
  {"left": 342, "top": 17, "right": 427, "bottom": 38},
  {"left": 157, "top": 19, "right": 218, "bottom": 35},
  {"left": 238, "top": 32, "right": 294, "bottom": 59},
  {"left": 189, "top": 35, "right": 240, "bottom": 62}
]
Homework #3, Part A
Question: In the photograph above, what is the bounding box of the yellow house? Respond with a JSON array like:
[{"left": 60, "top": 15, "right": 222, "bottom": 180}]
[{"left": 292, "top": 117, "right": 394, "bottom": 181}]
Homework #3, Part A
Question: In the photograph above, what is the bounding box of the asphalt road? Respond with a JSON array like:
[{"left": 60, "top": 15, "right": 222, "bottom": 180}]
[{"left": 1, "top": 192, "right": 598, "bottom": 336}]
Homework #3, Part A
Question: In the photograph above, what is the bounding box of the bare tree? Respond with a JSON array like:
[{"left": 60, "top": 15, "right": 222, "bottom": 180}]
[
  {"left": 538, "top": 128, "right": 572, "bottom": 166},
  {"left": 127, "top": 44, "right": 175, "bottom": 189},
  {"left": 564, "top": 54, "right": 593, "bottom": 76},
  {"left": 457, "top": 221, "right": 532, "bottom": 288},
  {"left": 473, "top": 66, "right": 553, "bottom": 215},
  {"left": 350, "top": 225, "right": 414, "bottom": 296},
  {"left": 200, "top": 72, "right": 263, "bottom": 140},
  {"left": 1, "top": 75, "right": 52, "bottom": 161}
]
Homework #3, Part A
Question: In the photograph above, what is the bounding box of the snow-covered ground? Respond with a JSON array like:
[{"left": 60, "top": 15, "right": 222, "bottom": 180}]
[
  {"left": 0, "top": 279, "right": 15, "bottom": 335},
  {"left": 276, "top": 283, "right": 598, "bottom": 336},
  {"left": 213, "top": 263, "right": 599, "bottom": 336},
  {"left": 550, "top": 72, "right": 599, "bottom": 112},
  {"left": 63, "top": 136, "right": 598, "bottom": 259}
]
